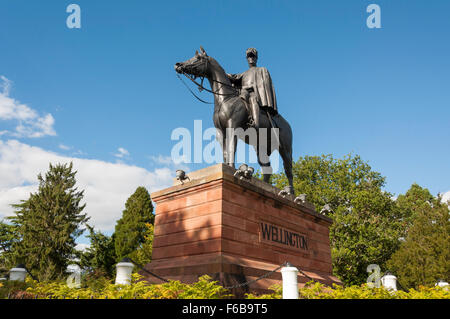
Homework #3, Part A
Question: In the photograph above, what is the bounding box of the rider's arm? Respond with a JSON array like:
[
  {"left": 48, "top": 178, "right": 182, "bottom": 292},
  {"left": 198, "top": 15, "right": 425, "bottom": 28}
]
[
  {"left": 227, "top": 72, "right": 242, "bottom": 83},
  {"left": 227, "top": 73, "right": 243, "bottom": 89}
]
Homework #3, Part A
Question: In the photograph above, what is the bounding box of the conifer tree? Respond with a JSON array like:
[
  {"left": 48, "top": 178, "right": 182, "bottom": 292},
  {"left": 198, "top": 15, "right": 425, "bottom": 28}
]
[
  {"left": 0, "top": 220, "right": 18, "bottom": 274},
  {"left": 114, "top": 187, "right": 154, "bottom": 261},
  {"left": 79, "top": 225, "right": 116, "bottom": 278},
  {"left": 9, "top": 162, "right": 89, "bottom": 281}
]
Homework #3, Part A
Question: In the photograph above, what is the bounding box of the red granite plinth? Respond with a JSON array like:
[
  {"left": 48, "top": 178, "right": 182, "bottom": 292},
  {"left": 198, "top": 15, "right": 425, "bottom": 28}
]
[{"left": 141, "top": 164, "right": 340, "bottom": 296}]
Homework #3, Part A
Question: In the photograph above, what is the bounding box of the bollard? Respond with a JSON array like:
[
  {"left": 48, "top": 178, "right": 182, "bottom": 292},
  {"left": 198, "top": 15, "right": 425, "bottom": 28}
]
[
  {"left": 115, "top": 258, "right": 134, "bottom": 285},
  {"left": 381, "top": 271, "right": 397, "bottom": 291},
  {"left": 9, "top": 264, "right": 27, "bottom": 282},
  {"left": 281, "top": 262, "right": 299, "bottom": 299},
  {"left": 436, "top": 280, "right": 449, "bottom": 289}
]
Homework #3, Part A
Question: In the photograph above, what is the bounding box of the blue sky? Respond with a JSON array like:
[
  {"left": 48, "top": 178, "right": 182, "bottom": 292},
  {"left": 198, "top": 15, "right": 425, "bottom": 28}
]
[{"left": 1, "top": 1, "right": 449, "bottom": 236}]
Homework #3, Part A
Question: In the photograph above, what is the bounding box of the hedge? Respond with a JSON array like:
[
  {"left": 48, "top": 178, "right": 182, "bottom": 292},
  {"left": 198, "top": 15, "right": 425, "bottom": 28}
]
[{"left": 1, "top": 275, "right": 448, "bottom": 299}]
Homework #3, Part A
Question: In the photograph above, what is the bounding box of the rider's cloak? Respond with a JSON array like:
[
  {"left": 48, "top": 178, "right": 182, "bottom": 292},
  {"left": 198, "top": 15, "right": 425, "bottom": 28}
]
[{"left": 229, "top": 67, "right": 278, "bottom": 112}]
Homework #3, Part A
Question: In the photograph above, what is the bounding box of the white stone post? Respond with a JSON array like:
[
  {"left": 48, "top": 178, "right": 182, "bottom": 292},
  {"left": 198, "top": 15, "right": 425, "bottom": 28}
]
[
  {"left": 9, "top": 265, "right": 27, "bottom": 282},
  {"left": 115, "top": 258, "right": 134, "bottom": 285},
  {"left": 381, "top": 272, "right": 397, "bottom": 291},
  {"left": 436, "top": 280, "right": 449, "bottom": 289},
  {"left": 281, "top": 263, "right": 299, "bottom": 299}
]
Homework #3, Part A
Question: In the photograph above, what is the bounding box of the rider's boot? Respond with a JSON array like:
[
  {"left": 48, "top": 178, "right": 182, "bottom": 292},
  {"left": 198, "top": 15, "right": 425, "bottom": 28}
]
[{"left": 250, "top": 96, "right": 260, "bottom": 131}]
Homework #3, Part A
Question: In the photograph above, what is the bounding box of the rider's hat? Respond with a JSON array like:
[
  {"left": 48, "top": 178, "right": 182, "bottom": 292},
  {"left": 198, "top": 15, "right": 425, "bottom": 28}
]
[{"left": 246, "top": 47, "right": 258, "bottom": 58}]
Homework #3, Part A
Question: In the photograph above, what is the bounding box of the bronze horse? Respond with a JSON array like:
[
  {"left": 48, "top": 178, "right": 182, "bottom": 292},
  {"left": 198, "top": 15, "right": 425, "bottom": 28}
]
[{"left": 175, "top": 47, "right": 294, "bottom": 194}]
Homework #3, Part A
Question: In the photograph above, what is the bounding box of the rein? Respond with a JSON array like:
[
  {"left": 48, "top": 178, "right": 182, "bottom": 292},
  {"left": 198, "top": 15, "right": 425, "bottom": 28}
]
[
  {"left": 176, "top": 58, "right": 238, "bottom": 104},
  {"left": 176, "top": 73, "right": 214, "bottom": 104}
]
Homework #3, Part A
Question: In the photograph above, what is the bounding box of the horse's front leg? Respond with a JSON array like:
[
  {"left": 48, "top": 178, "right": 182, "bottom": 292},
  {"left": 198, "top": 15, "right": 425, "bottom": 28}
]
[
  {"left": 215, "top": 128, "right": 227, "bottom": 164},
  {"left": 224, "top": 125, "right": 237, "bottom": 168}
]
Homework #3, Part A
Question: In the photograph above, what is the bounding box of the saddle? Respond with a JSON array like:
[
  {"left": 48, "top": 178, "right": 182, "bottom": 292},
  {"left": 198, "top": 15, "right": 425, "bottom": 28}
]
[{"left": 240, "top": 96, "right": 279, "bottom": 130}]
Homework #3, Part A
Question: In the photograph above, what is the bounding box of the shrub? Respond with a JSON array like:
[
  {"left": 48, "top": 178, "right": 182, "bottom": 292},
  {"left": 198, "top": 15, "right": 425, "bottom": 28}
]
[
  {"left": 3, "top": 276, "right": 449, "bottom": 299},
  {"left": 21, "top": 274, "right": 230, "bottom": 299},
  {"left": 246, "top": 281, "right": 450, "bottom": 299},
  {"left": 0, "top": 280, "right": 32, "bottom": 299}
]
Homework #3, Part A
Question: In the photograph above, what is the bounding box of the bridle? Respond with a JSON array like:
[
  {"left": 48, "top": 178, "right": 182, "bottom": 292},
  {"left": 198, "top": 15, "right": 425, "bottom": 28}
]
[{"left": 176, "top": 56, "right": 238, "bottom": 104}]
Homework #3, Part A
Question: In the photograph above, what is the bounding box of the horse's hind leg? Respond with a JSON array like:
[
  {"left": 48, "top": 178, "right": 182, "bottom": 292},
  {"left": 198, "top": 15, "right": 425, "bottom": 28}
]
[
  {"left": 258, "top": 158, "right": 272, "bottom": 183},
  {"left": 280, "top": 142, "right": 294, "bottom": 195},
  {"left": 224, "top": 125, "right": 237, "bottom": 168},
  {"left": 257, "top": 133, "right": 272, "bottom": 183}
]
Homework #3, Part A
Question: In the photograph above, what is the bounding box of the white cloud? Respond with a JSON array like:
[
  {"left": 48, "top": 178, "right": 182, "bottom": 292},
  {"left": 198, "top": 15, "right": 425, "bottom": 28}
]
[
  {"left": 114, "top": 147, "right": 129, "bottom": 159},
  {"left": 0, "top": 140, "right": 173, "bottom": 231},
  {"left": 442, "top": 190, "right": 450, "bottom": 205},
  {"left": 0, "top": 76, "right": 11, "bottom": 95},
  {"left": 150, "top": 154, "right": 173, "bottom": 165},
  {"left": 149, "top": 154, "right": 190, "bottom": 173},
  {"left": 75, "top": 243, "right": 90, "bottom": 252},
  {"left": 0, "top": 76, "right": 56, "bottom": 138},
  {"left": 58, "top": 144, "right": 72, "bottom": 151}
]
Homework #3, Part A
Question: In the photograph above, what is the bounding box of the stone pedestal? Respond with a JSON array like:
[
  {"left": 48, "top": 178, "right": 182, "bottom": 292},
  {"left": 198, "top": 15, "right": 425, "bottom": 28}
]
[{"left": 141, "top": 164, "right": 340, "bottom": 296}]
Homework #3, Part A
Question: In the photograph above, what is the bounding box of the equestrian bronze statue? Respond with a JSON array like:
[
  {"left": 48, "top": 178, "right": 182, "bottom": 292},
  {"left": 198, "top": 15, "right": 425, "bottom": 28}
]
[{"left": 175, "top": 47, "right": 294, "bottom": 194}]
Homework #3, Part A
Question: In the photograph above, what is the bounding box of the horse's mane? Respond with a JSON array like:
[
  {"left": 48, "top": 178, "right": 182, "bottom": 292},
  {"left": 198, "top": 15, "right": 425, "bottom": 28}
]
[{"left": 208, "top": 57, "right": 228, "bottom": 79}]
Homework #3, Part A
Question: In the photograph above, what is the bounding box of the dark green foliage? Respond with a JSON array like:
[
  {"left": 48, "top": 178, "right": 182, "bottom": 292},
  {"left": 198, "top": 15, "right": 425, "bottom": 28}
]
[
  {"left": 271, "top": 154, "right": 386, "bottom": 215},
  {"left": 330, "top": 187, "right": 403, "bottom": 285},
  {"left": 387, "top": 188, "right": 450, "bottom": 289},
  {"left": 79, "top": 225, "right": 116, "bottom": 278},
  {"left": 114, "top": 187, "right": 154, "bottom": 261},
  {"left": 0, "top": 221, "right": 18, "bottom": 272},
  {"left": 395, "top": 183, "right": 435, "bottom": 237},
  {"left": 128, "top": 222, "right": 154, "bottom": 267},
  {"left": 8, "top": 162, "right": 89, "bottom": 281},
  {"left": 271, "top": 154, "right": 403, "bottom": 285}
]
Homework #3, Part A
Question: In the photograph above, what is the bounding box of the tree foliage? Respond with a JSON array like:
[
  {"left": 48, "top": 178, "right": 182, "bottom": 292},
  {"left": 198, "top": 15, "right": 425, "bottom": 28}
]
[
  {"left": 114, "top": 187, "right": 154, "bottom": 261},
  {"left": 79, "top": 225, "right": 116, "bottom": 278},
  {"left": 395, "top": 183, "right": 435, "bottom": 237},
  {"left": 271, "top": 154, "right": 403, "bottom": 285},
  {"left": 8, "top": 162, "right": 89, "bottom": 281},
  {"left": 128, "top": 222, "right": 154, "bottom": 267},
  {"left": 0, "top": 221, "right": 18, "bottom": 272},
  {"left": 387, "top": 189, "right": 450, "bottom": 289}
]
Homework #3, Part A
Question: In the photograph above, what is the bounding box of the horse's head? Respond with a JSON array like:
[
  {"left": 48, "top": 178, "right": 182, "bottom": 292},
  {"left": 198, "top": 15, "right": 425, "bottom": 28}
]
[{"left": 175, "top": 46, "right": 209, "bottom": 78}]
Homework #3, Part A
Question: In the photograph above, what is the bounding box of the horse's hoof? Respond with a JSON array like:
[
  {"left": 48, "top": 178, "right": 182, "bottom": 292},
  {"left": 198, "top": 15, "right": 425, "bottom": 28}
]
[
  {"left": 278, "top": 189, "right": 288, "bottom": 198},
  {"left": 320, "top": 204, "right": 333, "bottom": 215},
  {"left": 285, "top": 186, "right": 295, "bottom": 196},
  {"left": 278, "top": 186, "right": 294, "bottom": 198},
  {"left": 294, "top": 194, "right": 307, "bottom": 204}
]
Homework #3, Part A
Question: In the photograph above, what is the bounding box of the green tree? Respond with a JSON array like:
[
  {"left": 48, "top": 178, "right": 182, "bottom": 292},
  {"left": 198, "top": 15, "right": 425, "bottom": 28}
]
[
  {"left": 79, "top": 225, "right": 116, "bottom": 278},
  {"left": 128, "top": 222, "right": 154, "bottom": 267},
  {"left": 395, "top": 183, "right": 435, "bottom": 236},
  {"left": 387, "top": 191, "right": 450, "bottom": 289},
  {"left": 0, "top": 221, "right": 18, "bottom": 275},
  {"left": 271, "top": 154, "right": 386, "bottom": 215},
  {"left": 114, "top": 187, "right": 154, "bottom": 261},
  {"left": 330, "top": 187, "right": 402, "bottom": 285},
  {"left": 8, "top": 162, "right": 89, "bottom": 281},
  {"left": 271, "top": 154, "right": 403, "bottom": 285}
]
